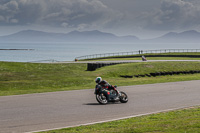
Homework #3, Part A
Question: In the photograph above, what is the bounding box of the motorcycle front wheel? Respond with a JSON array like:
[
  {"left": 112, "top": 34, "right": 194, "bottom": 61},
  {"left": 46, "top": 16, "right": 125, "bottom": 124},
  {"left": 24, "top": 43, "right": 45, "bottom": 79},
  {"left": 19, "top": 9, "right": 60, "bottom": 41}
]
[
  {"left": 96, "top": 93, "right": 108, "bottom": 105},
  {"left": 119, "top": 91, "right": 128, "bottom": 103}
]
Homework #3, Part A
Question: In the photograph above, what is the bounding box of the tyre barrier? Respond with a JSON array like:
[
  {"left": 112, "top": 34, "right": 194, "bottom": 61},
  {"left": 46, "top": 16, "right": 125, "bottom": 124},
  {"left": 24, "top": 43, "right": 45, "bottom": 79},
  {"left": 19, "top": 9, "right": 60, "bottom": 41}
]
[
  {"left": 120, "top": 70, "right": 200, "bottom": 78},
  {"left": 120, "top": 75, "right": 133, "bottom": 78},
  {"left": 87, "top": 63, "right": 126, "bottom": 71}
]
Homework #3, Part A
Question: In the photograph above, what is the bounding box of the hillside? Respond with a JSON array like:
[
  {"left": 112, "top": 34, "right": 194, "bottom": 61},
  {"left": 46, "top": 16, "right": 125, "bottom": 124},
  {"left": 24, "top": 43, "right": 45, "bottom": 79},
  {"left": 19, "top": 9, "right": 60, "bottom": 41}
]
[
  {"left": 149, "top": 30, "right": 200, "bottom": 43},
  {"left": 0, "top": 30, "right": 139, "bottom": 42},
  {"left": 1, "top": 29, "right": 200, "bottom": 43}
]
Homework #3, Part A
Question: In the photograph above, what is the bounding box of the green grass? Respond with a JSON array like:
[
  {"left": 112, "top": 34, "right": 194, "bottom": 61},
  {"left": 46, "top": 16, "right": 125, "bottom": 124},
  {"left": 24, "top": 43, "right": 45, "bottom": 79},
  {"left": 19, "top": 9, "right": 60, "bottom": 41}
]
[
  {"left": 1, "top": 61, "right": 200, "bottom": 96},
  {"left": 0, "top": 62, "right": 91, "bottom": 96},
  {"left": 40, "top": 106, "right": 200, "bottom": 133},
  {"left": 1, "top": 61, "right": 200, "bottom": 132}
]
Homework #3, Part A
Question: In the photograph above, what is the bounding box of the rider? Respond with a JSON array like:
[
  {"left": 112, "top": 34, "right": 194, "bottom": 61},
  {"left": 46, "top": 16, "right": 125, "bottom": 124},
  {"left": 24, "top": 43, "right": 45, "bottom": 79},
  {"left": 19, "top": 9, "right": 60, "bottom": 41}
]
[{"left": 95, "top": 77, "right": 119, "bottom": 97}]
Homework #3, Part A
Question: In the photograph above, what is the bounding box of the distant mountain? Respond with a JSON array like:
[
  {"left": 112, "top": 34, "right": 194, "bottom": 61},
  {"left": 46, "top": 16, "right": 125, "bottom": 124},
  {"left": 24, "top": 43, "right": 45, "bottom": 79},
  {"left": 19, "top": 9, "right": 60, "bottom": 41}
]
[
  {"left": 150, "top": 30, "right": 200, "bottom": 43},
  {"left": 1, "top": 29, "right": 200, "bottom": 43},
  {"left": 0, "top": 30, "right": 139, "bottom": 42},
  {"left": 66, "top": 30, "right": 116, "bottom": 42}
]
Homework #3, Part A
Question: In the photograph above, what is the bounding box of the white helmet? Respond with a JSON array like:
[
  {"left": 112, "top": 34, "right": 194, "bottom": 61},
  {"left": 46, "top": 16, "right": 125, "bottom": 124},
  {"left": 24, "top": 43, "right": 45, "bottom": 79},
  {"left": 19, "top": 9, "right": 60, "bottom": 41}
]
[{"left": 95, "top": 77, "right": 102, "bottom": 83}]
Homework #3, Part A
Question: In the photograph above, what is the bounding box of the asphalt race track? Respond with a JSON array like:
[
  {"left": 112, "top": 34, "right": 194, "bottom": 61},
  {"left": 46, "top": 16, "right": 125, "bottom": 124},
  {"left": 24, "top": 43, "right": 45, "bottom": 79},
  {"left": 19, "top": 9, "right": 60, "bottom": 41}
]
[{"left": 0, "top": 80, "right": 200, "bottom": 133}]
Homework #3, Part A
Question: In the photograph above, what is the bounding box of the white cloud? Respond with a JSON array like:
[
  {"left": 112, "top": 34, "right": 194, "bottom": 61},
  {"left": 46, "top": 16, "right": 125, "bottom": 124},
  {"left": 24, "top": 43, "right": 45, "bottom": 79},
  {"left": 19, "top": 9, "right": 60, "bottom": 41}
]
[
  {"left": 0, "top": 0, "right": 118, "bottom": 30},
  {"left": 1, "top": 0, "right": 200, "bottom": 38},
  {"left": 61, "top": 22, "right": 69, "bottom": 28},
  {"left": 10, "top": 19, "right": 18, "bottom": 23},
  {"left": 140, "top": 0, "right": 200, "bottom": 30},
  {"left": 0, "top": 16, "right": 5, "bottom": 22}
]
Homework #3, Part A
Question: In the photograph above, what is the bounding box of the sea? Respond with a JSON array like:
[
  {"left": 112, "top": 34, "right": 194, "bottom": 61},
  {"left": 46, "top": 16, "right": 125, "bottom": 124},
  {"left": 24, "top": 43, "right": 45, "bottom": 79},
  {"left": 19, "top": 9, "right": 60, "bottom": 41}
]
[{"left": 0, "top": 42, "right": 200, "bottom": 62}]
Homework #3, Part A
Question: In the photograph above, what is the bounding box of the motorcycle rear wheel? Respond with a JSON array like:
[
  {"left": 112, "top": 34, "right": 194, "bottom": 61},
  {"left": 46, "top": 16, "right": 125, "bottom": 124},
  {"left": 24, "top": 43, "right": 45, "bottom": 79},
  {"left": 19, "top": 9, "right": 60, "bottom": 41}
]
[
  {"left": 96, "top": 93, "right": 108, "bottom": 105},
  {"left": 120, "top": 91, "right": 128, "bottom": 103}
]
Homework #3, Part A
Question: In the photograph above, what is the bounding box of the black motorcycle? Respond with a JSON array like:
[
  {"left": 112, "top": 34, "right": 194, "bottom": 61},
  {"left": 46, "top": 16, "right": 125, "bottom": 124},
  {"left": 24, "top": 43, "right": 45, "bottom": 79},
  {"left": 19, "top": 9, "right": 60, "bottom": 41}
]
[{"left": 94, "top": 85, "right": 128, "bottom": 104}]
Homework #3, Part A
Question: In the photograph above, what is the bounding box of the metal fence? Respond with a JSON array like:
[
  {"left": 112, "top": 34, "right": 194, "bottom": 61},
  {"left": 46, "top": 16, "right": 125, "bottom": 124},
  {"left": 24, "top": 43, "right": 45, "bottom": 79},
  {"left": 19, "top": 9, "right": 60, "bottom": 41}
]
[{"left": 75, "top": 49, "right": 200, "bottom": 60}]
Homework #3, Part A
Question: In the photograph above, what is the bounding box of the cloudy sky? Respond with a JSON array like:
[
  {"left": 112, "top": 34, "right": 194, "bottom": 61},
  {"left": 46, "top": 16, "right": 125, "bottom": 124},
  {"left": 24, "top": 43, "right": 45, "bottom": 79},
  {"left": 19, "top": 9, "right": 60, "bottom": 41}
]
[{"left": 0, "top": 0, "right": 200, "bottom": 39}]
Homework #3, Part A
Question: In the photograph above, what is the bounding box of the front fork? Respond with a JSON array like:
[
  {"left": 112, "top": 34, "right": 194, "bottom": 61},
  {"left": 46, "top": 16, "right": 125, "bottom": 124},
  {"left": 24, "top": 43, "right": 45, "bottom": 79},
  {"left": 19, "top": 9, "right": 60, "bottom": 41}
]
[{"left": 113, "top": 87, "right": 121, "bottom": 97}]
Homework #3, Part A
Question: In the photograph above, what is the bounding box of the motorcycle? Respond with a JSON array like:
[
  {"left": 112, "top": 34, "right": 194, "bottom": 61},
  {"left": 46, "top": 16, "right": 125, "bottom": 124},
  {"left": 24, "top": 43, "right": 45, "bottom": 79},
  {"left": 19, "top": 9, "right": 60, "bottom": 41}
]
[{"left": 94, "top": 85, "right": 128, "bottom": 104}]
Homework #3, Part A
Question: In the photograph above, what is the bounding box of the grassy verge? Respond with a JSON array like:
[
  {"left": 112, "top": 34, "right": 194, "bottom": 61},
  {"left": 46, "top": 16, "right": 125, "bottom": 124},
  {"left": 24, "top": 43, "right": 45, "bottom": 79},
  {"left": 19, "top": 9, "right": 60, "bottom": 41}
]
[
  {"left": 40, "top": 106, "right": 200, "bottom": 133},
  {"left": 1, "top": 61, "right": 200, "bottom": 96}
]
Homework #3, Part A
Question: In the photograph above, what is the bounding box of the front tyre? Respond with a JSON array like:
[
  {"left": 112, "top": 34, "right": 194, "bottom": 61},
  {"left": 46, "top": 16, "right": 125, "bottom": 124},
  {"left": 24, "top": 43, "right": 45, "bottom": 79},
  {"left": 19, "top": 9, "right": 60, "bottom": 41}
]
[
  {"left": 119, "top": 91, "right": 128, "bottom": 103},
  {"left": 96, "top": 93, "right": 108, "bottom": 105}
]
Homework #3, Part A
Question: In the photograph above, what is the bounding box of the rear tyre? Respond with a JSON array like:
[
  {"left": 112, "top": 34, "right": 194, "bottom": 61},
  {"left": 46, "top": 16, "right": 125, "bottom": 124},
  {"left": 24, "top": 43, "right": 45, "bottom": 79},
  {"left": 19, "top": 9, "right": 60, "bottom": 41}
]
[
  {"left": 96, "top": 93, "right": 108, "bottom": 105},
  {"left": 119, "top": 91, "right": 128, "bottom": 103}
]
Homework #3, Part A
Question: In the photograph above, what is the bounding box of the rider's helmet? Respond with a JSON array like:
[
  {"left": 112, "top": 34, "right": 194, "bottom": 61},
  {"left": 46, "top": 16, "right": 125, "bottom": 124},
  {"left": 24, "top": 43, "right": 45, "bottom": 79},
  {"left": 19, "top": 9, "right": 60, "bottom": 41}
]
[{"left": 95, "top": 77, "right": 102, "bottom": 84}]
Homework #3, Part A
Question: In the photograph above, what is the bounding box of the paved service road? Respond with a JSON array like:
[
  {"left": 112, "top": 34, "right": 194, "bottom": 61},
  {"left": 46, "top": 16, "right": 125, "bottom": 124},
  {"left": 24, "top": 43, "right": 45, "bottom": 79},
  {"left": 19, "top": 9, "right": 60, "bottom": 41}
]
[
  {"left": 52, "top": 60, "right": 200, "bottom": 64},
  {"left": 0, "top": 80, "right": 200, "bottom": 133}
]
